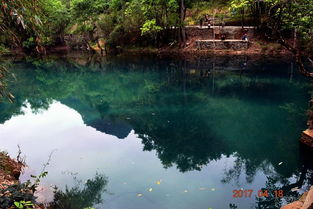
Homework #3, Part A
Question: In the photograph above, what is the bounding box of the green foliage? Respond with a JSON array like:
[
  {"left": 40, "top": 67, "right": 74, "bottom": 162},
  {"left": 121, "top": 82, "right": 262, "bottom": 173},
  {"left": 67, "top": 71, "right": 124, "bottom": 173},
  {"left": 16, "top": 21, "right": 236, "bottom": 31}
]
[
  {"left": 41, "top": 0, "right": 71, "bottom": 44},
  {"left": 187, "top": 1, "right": 230, "bottom": 25},
  {"left": 66, "top": 0, "right": 193, "bottom": 48},
  {"left": 230, "top": 0, "right": 313, "bottom": 54},
  {"left": 123, "top": 0, "right": 145, "bottom": 32},
  {"left": 0, "top": 0, "right": 312, "bottom": 53},
  {"left": 98, "top": 14, "right": 116, "bottom": 36},
  {"left": 0, "top": 183, "right": 36, "bottom": 209},
  {"left": 272, "top": 0, "right": 313, "bottom": 53},
  {"left": 71, "top": 0, "right": 107, "bottom": 22},
  {"left": 0, "top": 0, "right": 71, "bottom": 49},
  {"left": 106, "top": 25, "right": 125, "bottom": 49},
  {"left": 22, "top": 37, "right": 36, "bottom": 49},
  {"left": 14, "top": 201, "right": 34, "bottom": 209},
  {"left": 0, "top": 0, "right": 44, "bottom": 48},
  {"left": 141, "top": 19, "right": 163, "bottom": 36}
]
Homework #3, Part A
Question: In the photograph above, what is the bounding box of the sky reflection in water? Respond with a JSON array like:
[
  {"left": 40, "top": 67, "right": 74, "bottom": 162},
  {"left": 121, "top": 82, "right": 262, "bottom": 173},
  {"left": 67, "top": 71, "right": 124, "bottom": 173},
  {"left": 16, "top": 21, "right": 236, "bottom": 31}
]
[{"left": 0, "top": 55, "right": 312, "bottom": 209}]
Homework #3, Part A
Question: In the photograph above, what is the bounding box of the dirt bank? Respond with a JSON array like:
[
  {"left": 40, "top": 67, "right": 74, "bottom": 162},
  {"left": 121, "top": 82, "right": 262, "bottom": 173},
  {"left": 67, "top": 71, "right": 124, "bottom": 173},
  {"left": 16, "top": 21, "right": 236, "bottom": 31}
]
[{"left": 0, "top": 152, "right": 23, "bottom": 190}]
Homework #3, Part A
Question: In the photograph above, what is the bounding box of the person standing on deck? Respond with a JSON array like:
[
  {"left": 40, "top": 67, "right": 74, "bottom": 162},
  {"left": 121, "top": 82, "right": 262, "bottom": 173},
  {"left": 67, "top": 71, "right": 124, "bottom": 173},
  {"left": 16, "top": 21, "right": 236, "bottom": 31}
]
[
  {"left": 205, "top": 15, "right": 211, "bottom": 29},
  {"left": 208, "top": 20, "right": 211, "bottom": 29},
  {"left": 242, "top": 33, "right": 248, "bottom": 41}
]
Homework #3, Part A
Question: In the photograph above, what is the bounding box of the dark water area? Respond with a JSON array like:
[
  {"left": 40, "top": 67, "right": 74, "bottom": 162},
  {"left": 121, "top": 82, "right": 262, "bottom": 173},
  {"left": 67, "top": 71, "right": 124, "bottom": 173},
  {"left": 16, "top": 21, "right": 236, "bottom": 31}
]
[{"left": 0, "top": 54, "right": 313, "bottom": 209}]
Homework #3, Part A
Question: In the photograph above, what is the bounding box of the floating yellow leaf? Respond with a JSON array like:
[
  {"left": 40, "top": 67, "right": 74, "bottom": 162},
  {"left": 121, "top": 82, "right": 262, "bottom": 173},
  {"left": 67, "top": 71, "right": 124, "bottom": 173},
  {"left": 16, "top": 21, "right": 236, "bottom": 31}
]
[
  {"left": 156, "top": 180, "right": 162, "bottom": 185},
  {"left": 148, "top": 188, "right": 153, "bottom": 192},
  {"left": 137, "top": 193, "right": 143, "bottom": 197}
]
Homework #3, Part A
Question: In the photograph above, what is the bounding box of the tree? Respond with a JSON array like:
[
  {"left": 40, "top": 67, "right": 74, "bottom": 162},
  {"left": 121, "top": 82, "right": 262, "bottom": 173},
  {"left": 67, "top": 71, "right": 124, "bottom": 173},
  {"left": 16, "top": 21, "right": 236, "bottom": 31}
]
[
  {"left": 0, "top": 0, "right": 45, "bottom": 49},
  {"left": 266, "top": 0, "right": 313, "bottom": 77},
  {"left": 231, "top": 0, "right": 313, "bottom": 78}
]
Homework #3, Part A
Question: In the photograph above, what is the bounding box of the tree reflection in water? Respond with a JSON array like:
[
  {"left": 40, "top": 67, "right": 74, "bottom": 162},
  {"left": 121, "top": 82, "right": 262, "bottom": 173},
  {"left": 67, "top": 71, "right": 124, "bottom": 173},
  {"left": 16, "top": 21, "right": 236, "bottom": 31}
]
[
  {"left": 0, "top": 62, "right": 15, "bottom": 103},
  {"left": 50, "top": 173, "right": 108, "bottom": 209}
]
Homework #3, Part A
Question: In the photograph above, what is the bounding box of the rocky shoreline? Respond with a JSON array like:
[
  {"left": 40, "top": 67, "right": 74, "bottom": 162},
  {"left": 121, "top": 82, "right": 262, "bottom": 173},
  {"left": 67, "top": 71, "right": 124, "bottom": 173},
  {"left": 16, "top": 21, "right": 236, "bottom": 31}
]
[{"left": 281, "top": 187, "right": 313, "bottom": 209}]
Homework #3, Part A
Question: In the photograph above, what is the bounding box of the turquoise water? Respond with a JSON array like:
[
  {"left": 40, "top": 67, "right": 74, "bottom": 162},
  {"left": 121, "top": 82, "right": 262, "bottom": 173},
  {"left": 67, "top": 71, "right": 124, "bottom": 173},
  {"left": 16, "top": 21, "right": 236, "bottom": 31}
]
[{"left": 0, "top": 54, "right": 313, "bottom": 209}]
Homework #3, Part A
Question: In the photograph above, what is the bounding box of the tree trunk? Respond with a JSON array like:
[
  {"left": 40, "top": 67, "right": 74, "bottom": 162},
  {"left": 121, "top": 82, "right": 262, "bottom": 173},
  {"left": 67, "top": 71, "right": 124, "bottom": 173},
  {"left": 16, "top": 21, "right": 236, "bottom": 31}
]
[
  {"left": 241, "top": 8, "right": 245, "bottom": 29},
  {"left": 179, "top": 0, "right": 186, "bottom": 47}
]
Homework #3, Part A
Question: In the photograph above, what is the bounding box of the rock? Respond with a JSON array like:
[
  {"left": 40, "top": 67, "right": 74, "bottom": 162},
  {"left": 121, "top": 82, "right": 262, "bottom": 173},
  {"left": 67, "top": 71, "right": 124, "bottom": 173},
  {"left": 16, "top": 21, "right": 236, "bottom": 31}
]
[
  {"left": 281, "top": 186, "right": 313, "bottom": 209},
  {"left": 281, "top": 201, "right": 303, "bottom": 209},
  {"left": 302, "top": 186, "right": 313, "bottom": 209},
  {"left": 300, "top": 130, "right": 313, "bottom": 148}
]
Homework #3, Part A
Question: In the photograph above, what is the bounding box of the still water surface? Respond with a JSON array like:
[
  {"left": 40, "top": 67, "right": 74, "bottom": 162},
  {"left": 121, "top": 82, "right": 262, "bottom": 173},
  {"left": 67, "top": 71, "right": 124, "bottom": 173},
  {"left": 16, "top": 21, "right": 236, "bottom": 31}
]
[{"left": 0, "top": 55, "right": 313, "bottom": 209}]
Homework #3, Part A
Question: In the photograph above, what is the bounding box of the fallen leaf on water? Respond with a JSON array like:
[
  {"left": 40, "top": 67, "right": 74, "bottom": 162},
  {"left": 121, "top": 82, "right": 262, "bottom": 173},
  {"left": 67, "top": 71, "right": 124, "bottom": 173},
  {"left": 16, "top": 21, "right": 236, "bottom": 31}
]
[
  {"left": 137, "top": 193, "right": 143, "bottom": 197},
  {"left": 148, "top": 188, "right": 153, "bottom": 192},
  {"left": 156, "top": 180, "right": 162, "bottom": 185},
  {"left": 278, "top": 162, "right": 283, "bottom": 165},
  {"left": 211, "top": 188, "right": 216, "bottom": 191}
]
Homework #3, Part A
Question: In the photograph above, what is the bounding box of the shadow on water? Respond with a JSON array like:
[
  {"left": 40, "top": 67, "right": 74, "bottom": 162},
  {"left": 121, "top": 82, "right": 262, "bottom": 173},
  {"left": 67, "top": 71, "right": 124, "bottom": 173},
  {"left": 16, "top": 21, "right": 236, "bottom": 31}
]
[{"left": 1, "top": 53, "right": 313, "bottom": 208}]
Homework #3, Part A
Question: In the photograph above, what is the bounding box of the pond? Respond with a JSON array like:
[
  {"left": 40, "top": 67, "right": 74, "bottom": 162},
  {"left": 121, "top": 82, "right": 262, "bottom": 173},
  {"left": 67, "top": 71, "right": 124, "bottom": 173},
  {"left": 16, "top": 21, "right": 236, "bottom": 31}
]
[{"left": 0, "top": 54, "right": 313, "bottom": 209}]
